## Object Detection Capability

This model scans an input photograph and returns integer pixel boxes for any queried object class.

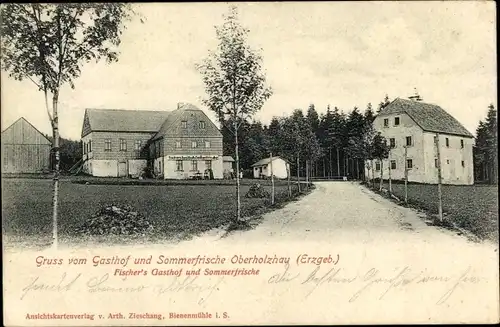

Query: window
[205,160,212,170]
[406,136,412,147]
[375,162,381,171]
[191,141,198,148]
[383,119,389,127]
[120,139,127,151]
[445,138,449,147]
[105,139,112,151]
[199,121,206,129]
[446,159,450,164]
[191,160,198,171]
[390,160,397,170]
[205,141,211,148]
[181,121,187,128]
[89,140,92,152]
[461,160,465,167]
[460,139,464,149]
[435,159,439,168]
[83,142,86,154]
[176,160,183,171]
[406,159,413,169]
[394,117,400,126]
[134,140,142,150]
[175,141,182,148]
[389,138,396,148]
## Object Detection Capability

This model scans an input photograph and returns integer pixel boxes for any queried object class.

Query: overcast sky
[1,2,496,140]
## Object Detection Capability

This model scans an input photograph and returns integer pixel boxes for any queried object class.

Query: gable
[81,110,92,138]
[152,107,222,140]
[1,118,51,145]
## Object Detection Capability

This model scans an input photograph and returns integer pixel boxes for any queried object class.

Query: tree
[372,132,389,191]
[196,6,272,225]
[474,104,498,184]
[377,94,391,113]
[1,3,137,248]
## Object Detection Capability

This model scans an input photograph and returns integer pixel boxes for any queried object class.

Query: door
[118,161,127,177]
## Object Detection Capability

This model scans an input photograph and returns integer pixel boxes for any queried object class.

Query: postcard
[2,2,498,326]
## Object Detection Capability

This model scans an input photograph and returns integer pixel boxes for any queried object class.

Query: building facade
[367,98,474,185]
[251,156,289,179]
[81,103,224,179]
[1,117,51,174]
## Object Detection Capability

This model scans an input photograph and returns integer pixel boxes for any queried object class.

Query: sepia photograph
[1,1,498,325]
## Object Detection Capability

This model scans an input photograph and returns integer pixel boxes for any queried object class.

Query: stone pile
[245,183,270,198]
[76,204,154,236]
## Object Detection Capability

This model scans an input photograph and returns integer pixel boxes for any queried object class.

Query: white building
[367,97,474,185]
[251,156,289,179]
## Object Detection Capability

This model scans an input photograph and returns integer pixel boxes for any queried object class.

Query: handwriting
[21,272,81,300]
[268,264,483,305]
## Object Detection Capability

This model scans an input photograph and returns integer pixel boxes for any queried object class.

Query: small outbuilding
[222,156,235,179]
[1,117,51,173]
[251,156,289,179]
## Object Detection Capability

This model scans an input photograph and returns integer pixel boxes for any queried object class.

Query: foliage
[474,104,498,184]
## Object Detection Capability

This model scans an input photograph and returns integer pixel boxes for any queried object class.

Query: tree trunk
[306,160,310,188]
[296,155,301,193]
[234,124,242,223]
[329,148,333,179]
[336,147,340,177]
[286,163,292,197]
[323,157,326,178]
[270,152,275,205]
[356,159,359,180]
[371,159,375,188]
[379,160,384,191]
[388,150,392,194]
[51,92,60,249]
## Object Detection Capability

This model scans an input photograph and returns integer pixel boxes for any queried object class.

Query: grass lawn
[376,181,498,242]
[2,178,309,248]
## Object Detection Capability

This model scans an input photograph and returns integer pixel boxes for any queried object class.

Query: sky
[1,2,496,140]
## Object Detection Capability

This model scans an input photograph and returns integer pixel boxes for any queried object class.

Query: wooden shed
[1,117,51,173]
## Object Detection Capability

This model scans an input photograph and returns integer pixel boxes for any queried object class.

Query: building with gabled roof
[251,156,289,179]
[367,97,474,185]
[80,103,224,179]
[1,117,51,174]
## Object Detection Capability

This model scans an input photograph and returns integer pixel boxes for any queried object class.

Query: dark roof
[223,156,235,162]
[378,98,473,137]
[251,156,287,167]
[85,109,170,133]
[151,104,222,140]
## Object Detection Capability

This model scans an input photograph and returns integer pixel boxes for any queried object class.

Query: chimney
[408,88,422,101]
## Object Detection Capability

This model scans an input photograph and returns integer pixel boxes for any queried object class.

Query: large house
[367,97,474,185]
[81,103,224,179]
[1,117,51,174]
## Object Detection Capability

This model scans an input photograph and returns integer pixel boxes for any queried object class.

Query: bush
[245,183,270,198]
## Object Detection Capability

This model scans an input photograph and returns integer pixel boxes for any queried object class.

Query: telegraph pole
[435,133,444,222]
[404,145,408,204]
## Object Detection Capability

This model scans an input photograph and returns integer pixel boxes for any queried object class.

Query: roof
[85,109,170,133]
[1,117,51,145]
[151,104,222,140]
[378,98,473,137]
[251,156,287,167]
[223,156,235,162]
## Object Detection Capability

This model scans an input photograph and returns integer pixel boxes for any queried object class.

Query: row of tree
[474,104,498,184]
[222,99,392,183]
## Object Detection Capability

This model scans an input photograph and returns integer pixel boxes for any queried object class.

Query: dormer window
[175,141,181,148]
[181,121,187,129]
[394,117,400,126]
[199,121,206,129]
[192,141,198,148]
